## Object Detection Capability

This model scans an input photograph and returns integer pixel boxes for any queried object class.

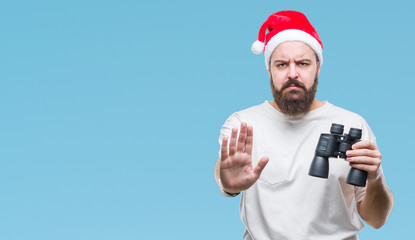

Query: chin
[285,91,305,98]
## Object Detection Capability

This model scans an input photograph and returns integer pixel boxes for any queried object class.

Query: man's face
[268,41,321,116]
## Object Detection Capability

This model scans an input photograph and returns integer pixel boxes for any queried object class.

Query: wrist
[223,189,240,197]
[218,178,240,197]
[367,165,383,182]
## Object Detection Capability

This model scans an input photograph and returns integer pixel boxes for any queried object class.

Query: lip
[282,85,305,93]
[285,84,302,90]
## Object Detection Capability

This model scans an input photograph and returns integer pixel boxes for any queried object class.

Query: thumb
[253,156,269,177]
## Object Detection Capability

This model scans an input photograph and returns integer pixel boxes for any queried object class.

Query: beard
[270,74,318,117]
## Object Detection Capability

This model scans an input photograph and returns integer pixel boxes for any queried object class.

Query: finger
[221,136,229,161]
[352,140,377,150]
[253,156,269,178]
[229,128,238,156]
[237,122,248,152]
[349,163,379,173]
[346,148,381,158]
[347,156,381,166]
[245,125,253,155]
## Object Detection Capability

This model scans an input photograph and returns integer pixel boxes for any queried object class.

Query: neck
[309,99,325,111]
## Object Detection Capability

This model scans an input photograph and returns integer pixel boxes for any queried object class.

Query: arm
[214,122,269,195]
[346,141,394,228]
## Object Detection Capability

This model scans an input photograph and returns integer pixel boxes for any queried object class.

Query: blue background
[0,0,412,239]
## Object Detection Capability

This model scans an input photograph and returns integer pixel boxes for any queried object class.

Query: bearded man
[213,11,394,240]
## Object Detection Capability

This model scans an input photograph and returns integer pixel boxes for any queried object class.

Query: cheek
[300,71,317,88]
[270,73,285,89]
[271,79,283,91]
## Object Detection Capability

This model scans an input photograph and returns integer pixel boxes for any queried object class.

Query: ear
[268,63,272,78]
[317,62,321,76]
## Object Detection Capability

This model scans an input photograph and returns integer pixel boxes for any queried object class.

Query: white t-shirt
[218,101,380,240]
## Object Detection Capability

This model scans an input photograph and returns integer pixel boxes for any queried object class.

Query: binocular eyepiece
[308,123,368,187]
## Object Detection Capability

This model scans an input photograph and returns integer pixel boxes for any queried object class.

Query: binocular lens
[308,156,329,178]
[330,123,344,135]
[349,128,362,139]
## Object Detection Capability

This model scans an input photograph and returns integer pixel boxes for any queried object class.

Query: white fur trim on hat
[264,29,323,70]
[251,40,265,54]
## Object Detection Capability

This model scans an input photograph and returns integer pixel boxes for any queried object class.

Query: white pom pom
[251,40,264,54]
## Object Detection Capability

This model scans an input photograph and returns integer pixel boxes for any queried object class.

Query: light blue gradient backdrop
[0,0,412,239]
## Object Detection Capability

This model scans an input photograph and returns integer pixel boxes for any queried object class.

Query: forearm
[357,175,394,228]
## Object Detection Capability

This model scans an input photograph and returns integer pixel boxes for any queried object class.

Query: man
[213,11,394,240]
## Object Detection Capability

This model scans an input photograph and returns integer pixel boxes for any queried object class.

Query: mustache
[281,79,306,91]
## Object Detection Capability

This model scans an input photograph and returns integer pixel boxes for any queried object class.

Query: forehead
[271,41,316,60]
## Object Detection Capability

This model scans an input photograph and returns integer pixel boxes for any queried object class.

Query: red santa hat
[251,10,323,70]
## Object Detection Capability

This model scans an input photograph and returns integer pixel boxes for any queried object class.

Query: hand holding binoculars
[308,123,367,187]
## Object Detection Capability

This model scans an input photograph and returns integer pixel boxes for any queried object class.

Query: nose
[288,63,299,79]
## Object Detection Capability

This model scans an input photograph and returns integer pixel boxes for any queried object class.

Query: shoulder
[222,101,269,122]
[219,101,270,134]
[329,103,369,124]
[328,103,375,142]
[235,101,272,120]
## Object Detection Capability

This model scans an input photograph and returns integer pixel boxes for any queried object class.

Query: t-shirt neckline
[263,100,332,121]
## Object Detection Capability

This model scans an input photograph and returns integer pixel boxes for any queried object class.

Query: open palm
[220,122,269,194]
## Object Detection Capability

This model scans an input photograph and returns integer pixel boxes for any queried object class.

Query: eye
[298,62,309,66]
[276,63,287,68]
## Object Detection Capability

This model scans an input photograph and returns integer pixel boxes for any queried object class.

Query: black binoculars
[308,123,367,187]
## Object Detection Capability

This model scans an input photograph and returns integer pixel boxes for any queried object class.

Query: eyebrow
[295,58,312,62]
[273,58,312,64]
